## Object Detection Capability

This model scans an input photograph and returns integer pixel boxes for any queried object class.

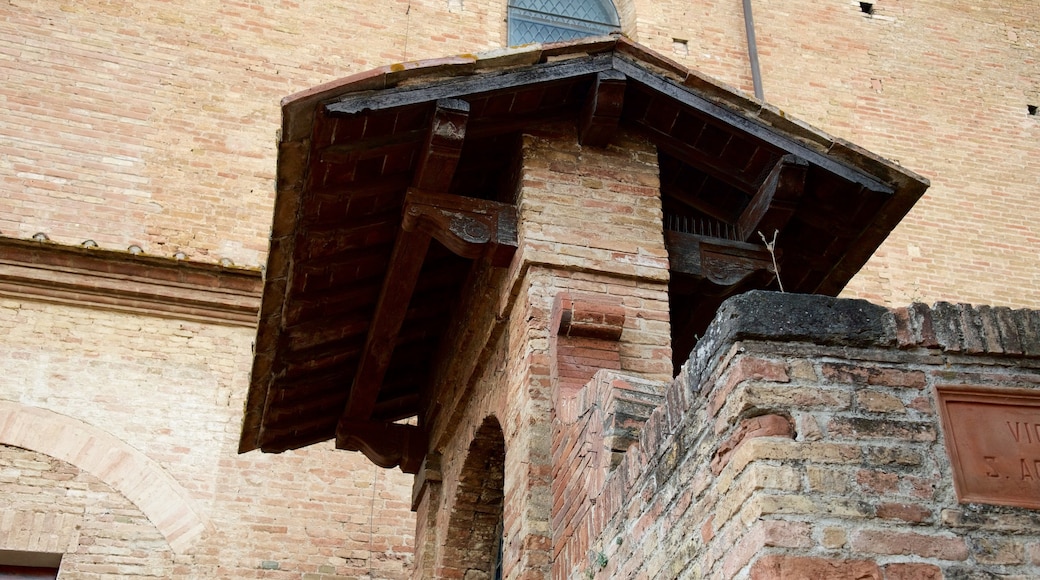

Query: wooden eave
[240,37,929,470]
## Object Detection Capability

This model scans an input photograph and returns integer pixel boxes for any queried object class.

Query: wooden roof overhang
[239,38,929,471]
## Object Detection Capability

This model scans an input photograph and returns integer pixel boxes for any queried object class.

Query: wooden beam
[338,99,476,425]
[325,53,614,115]
[578,70,626,148]
[403,189,518,267]
[340,228,431,423]
[337,421,426,474]
[338,191,517,426]
[413,99,470,193]
[737,154,808,242]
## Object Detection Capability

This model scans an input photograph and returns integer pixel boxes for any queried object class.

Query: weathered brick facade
[551,291,1040,578]
[0,300,415,578]
[3,0,1038,306]
[2,0,1040,579]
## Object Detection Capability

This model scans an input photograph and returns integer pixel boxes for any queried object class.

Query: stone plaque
[936,385,1040,509]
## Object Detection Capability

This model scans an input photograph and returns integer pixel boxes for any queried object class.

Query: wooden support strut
[578,70,626,148]
[338,192,519,426]
[337,98,519,467]
[413,98,470,192]
[338,99,471,427]
[737,154,808,242]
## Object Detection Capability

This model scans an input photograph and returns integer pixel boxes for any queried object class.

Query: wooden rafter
[653,137,762,195]
[319,128,428,164]
[613,57,895,195]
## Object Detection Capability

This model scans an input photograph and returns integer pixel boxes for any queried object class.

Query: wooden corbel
[336,420,427,474]
[665,231,776,287]
[402,189,518,267]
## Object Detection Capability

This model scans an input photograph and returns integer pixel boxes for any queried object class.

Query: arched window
[507,0,620,46]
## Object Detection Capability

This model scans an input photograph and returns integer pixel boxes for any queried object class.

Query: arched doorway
[440,417,506,579]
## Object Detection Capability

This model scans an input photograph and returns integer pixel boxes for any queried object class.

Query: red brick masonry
[553,290,1040,579]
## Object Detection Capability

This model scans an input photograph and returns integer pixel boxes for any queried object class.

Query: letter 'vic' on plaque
[936,385,1040,509]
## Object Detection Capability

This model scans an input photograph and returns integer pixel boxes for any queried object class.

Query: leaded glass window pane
[507,0,620,46]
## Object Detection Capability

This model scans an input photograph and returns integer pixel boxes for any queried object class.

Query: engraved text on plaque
[936,385,1040,509]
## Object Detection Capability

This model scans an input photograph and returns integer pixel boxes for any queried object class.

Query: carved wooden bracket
[579,70,626,148]
[665,231,776,287]
[403,189,518,267]
[336,421,426,474]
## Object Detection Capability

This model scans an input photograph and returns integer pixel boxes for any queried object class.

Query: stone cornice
[0,237,262,327]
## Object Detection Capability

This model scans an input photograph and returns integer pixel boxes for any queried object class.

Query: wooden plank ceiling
[240,38,929,471]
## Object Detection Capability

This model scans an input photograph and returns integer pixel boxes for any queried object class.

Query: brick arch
[440,416,507,579]
[611,0,639,38]
[0,400,209,554]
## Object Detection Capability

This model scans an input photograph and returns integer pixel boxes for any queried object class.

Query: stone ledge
[0,237,262,327]
[710,291,895,349]
[683,291,895,392]
[684,291,1040,392]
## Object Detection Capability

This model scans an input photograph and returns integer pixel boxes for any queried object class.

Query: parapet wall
[555,290,1040,579]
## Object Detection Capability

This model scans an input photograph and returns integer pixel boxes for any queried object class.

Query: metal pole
[742,0,764,100]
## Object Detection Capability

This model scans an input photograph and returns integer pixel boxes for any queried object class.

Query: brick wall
[0,0,508,267]
[0,445,173,577]
[4,0,1040,578]
[4,0,1038,307]
[0,299,415,579]
[655,0,1040,309]
[555,291,1040,578]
